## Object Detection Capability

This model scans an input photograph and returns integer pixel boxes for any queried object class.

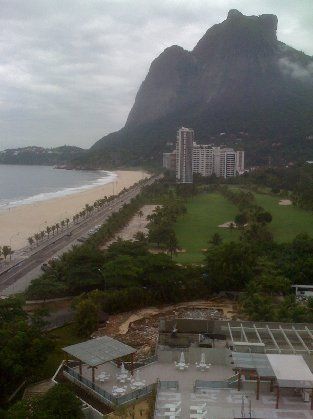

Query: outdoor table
[190,403,206,412]
[112,386,126,396]
[131,380,146,388]
[175,362,188,370]
[99,376,110,383]
[117,373,129,381]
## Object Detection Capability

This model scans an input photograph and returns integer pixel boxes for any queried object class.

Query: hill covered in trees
[0,145,85,166]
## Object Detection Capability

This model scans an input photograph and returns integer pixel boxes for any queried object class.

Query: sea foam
[0,171,117,210]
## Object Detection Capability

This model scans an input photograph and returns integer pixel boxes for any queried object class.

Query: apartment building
[175,127,194,183]
[192,143,214,177]
[163,127,245,182]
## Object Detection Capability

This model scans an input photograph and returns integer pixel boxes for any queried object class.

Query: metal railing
[158,381,179,391]
[194,374,239,391]
[63,365,155,406]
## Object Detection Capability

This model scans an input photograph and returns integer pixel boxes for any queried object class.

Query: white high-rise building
[176,127,194,183]
[213,147,237,178]
[167,127,245,181]
[236,150,245,174]
[192,143,214,177]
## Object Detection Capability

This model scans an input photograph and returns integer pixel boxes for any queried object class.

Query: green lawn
[38,324,81,380]
[174,190,313,264]
[253,192,313,242]
[174,192,240,263]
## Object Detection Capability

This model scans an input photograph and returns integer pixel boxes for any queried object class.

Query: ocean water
[0,165,117,209]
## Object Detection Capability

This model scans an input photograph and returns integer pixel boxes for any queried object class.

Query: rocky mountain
[0,145,85,166]
[85,10,313,167]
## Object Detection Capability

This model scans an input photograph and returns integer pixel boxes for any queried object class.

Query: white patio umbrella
[200,353,206,364]
[179,351,185,364]
[120,362,127,375]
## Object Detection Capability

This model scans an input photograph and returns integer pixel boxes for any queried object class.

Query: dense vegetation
[6,384,83,418]
[0,297,53,403]
[0,145,85,166]
[231,163,313,210]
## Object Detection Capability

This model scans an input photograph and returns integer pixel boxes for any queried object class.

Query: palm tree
[166,231,179,259]
[65,218,70,228]
[46,226,52,238]
[2,245,11,260]
[51,225,56,236]
[34,233,40,246]
[28,237,34,247]
[40,231,45,241]
[55,223,60,234]
[61,220,65,230]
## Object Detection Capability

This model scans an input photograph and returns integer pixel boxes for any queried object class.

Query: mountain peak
[227,9,243,19]
[91,10,313,168]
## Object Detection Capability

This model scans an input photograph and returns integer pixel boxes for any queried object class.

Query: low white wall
[157,347,232,365]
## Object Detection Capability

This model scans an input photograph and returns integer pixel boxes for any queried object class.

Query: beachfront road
[0,174,161,295]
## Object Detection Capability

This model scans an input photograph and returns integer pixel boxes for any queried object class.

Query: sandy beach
[0,170,149,250]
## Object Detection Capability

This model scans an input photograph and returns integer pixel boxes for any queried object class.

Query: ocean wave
[0,171,117,209]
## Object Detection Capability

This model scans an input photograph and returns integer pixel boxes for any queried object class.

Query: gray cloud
[279,57,313,82]
[0,0,312,150]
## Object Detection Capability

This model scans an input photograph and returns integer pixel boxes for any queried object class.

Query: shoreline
[0,169,117,210]
[0,170,149,250]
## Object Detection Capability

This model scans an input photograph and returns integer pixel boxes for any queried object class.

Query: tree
[204,242,256,291]
[28,237,34,247]
[209,233,223,246]
[0,299,52,402]
[65,218,70,228]
[101,255,143,289]
[241,293,275,321]
[60,220,65,230]
[26,277,67,300]
[7,384,83,419]
[74,299,99,337]
[166,230,179,258]
[256,211,272,224]
[51,225,56,235]
[133,231,147,244]
[46,226,52,237]
[34,233,41,245]
[138,210,144,218]
[148,223,172,247]
[2,245,11,261]
[39,384,83,418]
[234,213,248,228]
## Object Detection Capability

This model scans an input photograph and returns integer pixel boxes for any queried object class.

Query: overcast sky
[0,0,312,150]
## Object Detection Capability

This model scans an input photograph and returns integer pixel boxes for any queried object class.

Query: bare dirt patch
[218,221,236,228]
[101,205,159,250]
[93,298,237,359]
[279,199,292,206]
